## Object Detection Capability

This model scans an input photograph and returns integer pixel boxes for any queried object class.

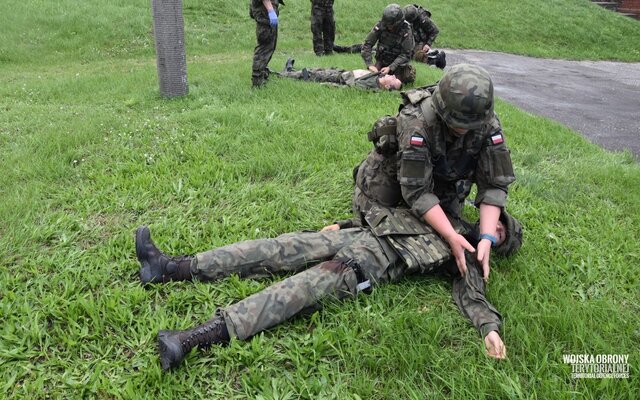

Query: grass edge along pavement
[1,0,640,398]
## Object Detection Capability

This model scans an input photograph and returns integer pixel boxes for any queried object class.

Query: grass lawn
[0,0,639,398]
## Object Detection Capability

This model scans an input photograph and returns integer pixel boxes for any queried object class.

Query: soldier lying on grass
[135,205,522,371]
[278,58,403,91]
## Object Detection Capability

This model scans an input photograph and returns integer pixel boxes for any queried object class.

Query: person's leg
[310,6,324,56]
[157,257,356,371]
[157,230,400,370]
[333,43,362,54]
[252,20,278,87]
[303,68,344,83]
[222,230,400,341]
[193,228,364,281]
[136,226,364,283]
[322,8,336,55]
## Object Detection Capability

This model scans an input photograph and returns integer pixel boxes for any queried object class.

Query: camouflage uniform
[280,68,383,90]
[250,0,280,87]
[405,5,440,63]
[361,19,416,84]
[186,206,502,340]
[310,0,335,56]
[355,65,516,220]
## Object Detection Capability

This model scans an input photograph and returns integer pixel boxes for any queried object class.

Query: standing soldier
[310,0,336,56]
[136,204,522,370]
[250,0,281,88]
[361,4,416,84]
[402,4,440,64]
[354,64,517,280]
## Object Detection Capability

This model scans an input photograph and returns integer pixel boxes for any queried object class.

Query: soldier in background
[250,0,282,88]
[278,58,403,90]
[354,64,517,281]
[135,202,522,370]
[310,0,336,56]
[403,4,440,64]
[361,4,416,84]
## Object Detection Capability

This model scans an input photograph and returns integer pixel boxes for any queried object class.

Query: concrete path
[444,49,640,158]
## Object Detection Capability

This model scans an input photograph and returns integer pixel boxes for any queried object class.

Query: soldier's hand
[484,331,507,359]
[380,66,391,75]
[320,223,340,232]
[447,233,475,276]
[368,65,379,73]
[476,239,492,281]
[268,10,278,27]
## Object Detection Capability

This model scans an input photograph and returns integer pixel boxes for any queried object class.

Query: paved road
[444,49,640,158]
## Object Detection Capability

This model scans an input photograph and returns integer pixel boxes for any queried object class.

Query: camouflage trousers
[192,228,398,340]
[192,226,501,340]
[280,68,346,84]
[311,5,335,56]
[252,21,278,86]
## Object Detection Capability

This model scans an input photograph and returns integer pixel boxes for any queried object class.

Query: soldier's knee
[322,258,372,295]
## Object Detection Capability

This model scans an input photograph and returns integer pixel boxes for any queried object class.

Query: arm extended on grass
[448,253,506,359]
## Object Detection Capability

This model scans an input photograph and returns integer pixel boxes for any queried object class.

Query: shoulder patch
[410,135,426,147]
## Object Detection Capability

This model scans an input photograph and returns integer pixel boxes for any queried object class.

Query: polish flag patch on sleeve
[410,135,425,146]
[491,132,504,145]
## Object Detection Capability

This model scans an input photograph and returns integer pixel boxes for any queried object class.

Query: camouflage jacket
[250,0,280,22]
[344,71,382,90]
[411,8,439,46]
[361,21,415,72]
[355,86,516,218]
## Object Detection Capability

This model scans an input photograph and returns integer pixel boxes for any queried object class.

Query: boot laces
[180,319,224,350]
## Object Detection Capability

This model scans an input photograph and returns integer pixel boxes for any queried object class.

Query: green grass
[1,0,639,398]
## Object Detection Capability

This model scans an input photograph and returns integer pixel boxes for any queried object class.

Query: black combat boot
[136,226,194,284]
[426,49,446,69]
[157,316,230,371]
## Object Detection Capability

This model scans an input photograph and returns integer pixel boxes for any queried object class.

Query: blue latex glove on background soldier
[268,10,278,27]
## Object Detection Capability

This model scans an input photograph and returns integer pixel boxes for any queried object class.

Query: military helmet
[432,63,494,130]
[494,210,523,257]
[381,4,404,29]
[403,5,418,22]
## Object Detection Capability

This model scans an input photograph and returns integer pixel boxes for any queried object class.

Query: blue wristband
[479,233,498,247]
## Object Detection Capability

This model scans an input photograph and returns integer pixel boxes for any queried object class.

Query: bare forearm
[479,203,501,238]
[261,0,273,11]
[422,204,456,240]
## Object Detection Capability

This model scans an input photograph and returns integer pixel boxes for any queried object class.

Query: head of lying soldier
[432,63,494,135]
[481,209,523,257]
[379,74,403,90]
